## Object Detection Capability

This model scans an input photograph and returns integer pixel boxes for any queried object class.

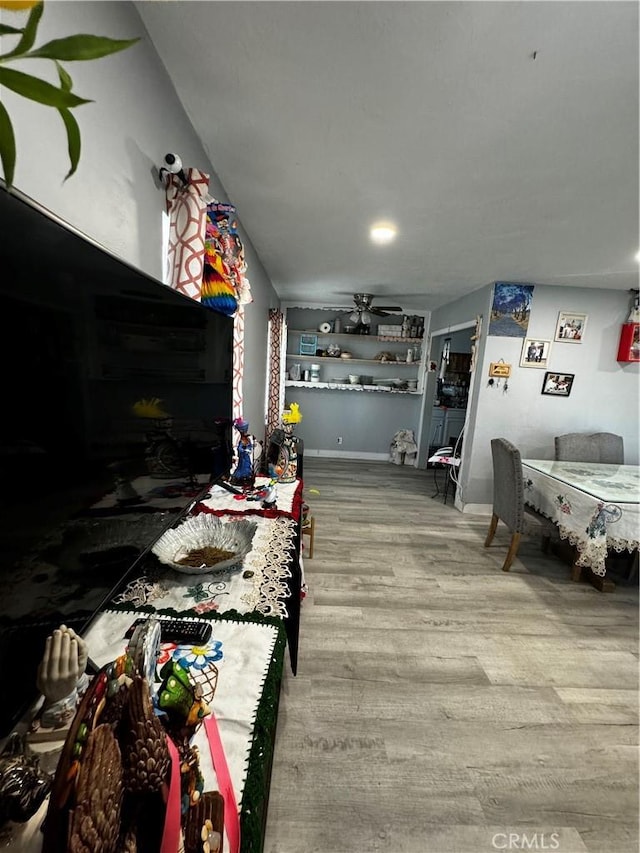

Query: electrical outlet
[337,436,343,445]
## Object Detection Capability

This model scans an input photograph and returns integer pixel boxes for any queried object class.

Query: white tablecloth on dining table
[522,460,640,577]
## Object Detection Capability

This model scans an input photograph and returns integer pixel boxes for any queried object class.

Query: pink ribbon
[204,713,241,853]
[161,736,182,853]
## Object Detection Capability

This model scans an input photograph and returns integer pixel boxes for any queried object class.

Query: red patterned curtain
[164,169,210,300]
[165,177,254,421]
[266,309,284,437]
[232,305,245,421]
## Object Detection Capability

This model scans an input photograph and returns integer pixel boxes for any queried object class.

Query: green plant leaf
[57,106,80,179]
[0,99,16,186]
[55,60,72,92]
[1,1,43,59]
[27,34,139,61]
[0,24,25,36]
[0,67,91,107]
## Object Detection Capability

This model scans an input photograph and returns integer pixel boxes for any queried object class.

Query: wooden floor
[263,459,639,853]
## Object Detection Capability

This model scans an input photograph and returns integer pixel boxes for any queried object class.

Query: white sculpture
[36,625,89,728]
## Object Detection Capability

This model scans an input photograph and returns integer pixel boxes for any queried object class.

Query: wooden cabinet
[440,351,471,407]
[446,352,472,376]
[429,407,466,449]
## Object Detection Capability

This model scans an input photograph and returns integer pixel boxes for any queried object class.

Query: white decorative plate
[152,515,257,575]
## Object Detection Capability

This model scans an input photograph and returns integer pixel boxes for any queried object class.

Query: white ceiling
[137,1,639,312]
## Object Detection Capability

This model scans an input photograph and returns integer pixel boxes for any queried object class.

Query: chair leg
[628,550,639,584]
[303,515,315,559]
[502,532,521,572]
[484,514,499,547]
[308,516,315,558]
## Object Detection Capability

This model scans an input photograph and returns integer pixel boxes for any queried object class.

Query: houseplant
[0,0,138,185]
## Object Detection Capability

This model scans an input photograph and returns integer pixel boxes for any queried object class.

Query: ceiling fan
[324,292,403,324]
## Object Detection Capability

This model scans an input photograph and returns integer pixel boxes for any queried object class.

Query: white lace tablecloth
[199,477,302,516]
[522,460,640,576]
[112,514,296,618]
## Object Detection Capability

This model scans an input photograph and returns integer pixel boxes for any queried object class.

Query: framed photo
[555,312,587,343]
[541,372,575,397]
[520,338,551,368]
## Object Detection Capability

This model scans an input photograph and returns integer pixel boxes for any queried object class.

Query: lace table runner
[112,514,296,618]
[198,476,303,518]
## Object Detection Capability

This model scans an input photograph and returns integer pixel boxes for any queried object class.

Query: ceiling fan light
[349,311,360,324]
[360,311,372,324]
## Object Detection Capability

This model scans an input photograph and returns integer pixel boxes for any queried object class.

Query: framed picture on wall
[541,372,575,397]
[555,312,587,342]
[520,338,552,368]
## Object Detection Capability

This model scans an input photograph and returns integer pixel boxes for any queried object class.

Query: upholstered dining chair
[554,432,624,464]
[484,437,557,572]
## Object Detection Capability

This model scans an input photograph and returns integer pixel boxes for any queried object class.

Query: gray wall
[3,0,278,432]
[286,387,422,456]
[431,284,639,509]
[464,285,639,507]
[433,327,473,366]
[285,308,424,456]
[430,287,489,335]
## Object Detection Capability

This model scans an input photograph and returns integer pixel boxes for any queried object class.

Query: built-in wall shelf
[288,329,423,344]
[285,380,421,394]
[286,353,421,367]
[284,311,426,398]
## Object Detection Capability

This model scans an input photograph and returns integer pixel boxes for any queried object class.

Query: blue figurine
[230,418,254,486]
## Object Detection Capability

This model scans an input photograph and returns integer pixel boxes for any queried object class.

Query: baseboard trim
[461,502,493,515]
[305,449,393,462]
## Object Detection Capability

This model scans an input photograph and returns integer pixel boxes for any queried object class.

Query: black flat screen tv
[0,187,233,735]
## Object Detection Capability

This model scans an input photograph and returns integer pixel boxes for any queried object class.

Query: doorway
[427,322,475,456]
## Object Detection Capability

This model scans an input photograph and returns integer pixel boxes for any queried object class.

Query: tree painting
[488,283,534,338]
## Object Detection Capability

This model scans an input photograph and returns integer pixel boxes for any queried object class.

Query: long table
[522,459,640,589]
[107,476,303,674]
[4,474,304,853]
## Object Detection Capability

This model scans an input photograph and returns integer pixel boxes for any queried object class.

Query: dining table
[521,459,640,591]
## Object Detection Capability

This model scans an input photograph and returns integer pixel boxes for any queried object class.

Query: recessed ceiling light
[370,222,397,245]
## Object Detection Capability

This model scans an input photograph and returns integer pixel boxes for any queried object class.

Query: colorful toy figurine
[230,418,255,486]
[246,466,278,509]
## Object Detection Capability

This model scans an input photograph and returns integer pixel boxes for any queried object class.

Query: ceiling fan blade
[372,305,402,312]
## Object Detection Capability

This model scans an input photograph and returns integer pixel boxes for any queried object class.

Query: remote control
[125,617,212,645]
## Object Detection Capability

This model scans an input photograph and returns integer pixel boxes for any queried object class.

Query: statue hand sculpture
[36,626,89,726]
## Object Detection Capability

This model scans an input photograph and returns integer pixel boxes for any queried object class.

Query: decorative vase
[276,423,299,483]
